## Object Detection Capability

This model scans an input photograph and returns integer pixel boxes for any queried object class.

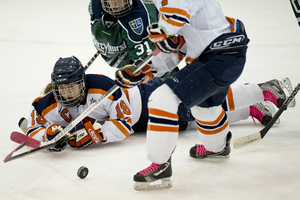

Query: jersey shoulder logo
[129,18,144,35]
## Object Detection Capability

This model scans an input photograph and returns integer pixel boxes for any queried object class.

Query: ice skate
[278,77,296,107]
[133,158,172,191]
[249,102,280,126]
[190,132,232,159]
[258,79,287,108]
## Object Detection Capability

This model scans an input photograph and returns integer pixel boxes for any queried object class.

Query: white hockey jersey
[26,74,142,144]
[152,0,231,64]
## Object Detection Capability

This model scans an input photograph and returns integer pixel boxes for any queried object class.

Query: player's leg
[134,84,179,191]
[189,105,232,159]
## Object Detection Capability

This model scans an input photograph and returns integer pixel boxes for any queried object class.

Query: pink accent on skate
[139,163,159,175]
[263,89,278,107]
[196,144,211,156]
[249,105,264,125]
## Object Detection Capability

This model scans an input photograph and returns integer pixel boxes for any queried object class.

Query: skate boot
[190,132,232,159]
[258,79,286,108]
[249,102,274,126]
[278,77,296,107]
[133,158,172,191]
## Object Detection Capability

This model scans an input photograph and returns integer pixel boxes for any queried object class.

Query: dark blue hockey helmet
[51,56,86,107]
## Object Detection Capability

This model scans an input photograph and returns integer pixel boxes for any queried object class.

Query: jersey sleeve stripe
[27,127,46,138]
[159,7,190,27]
[159,7,191,21]
[109,120,131,137]
[41,102,58,117]
[161,14,188,27]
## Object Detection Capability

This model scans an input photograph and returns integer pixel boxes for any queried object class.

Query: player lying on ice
[25,55,292,154]
[112,0,296,191]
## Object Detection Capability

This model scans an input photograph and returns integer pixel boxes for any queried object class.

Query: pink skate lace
[138,163,160,175]
[263,89,278,107]
[249,104,264,125]
[196,144,211,156]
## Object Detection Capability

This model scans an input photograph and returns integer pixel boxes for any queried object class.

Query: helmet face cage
[53,78,86,107]
[101,0,133,18]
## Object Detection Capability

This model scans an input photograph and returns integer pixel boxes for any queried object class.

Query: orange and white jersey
[152,0,231,63]
[26,74,139,144]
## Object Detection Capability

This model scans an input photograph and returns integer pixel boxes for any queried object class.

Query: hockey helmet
[51,56,86,107]
[101,0,133,18]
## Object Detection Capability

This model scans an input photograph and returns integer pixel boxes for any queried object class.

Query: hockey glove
[44,124,67,152]
[68,121,106,149]
[115,59,157,88]
[147,22,185,54]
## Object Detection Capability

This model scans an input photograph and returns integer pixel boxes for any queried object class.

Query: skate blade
[279,77,296,107]
[134,178,172,191]
[191,154,230,159]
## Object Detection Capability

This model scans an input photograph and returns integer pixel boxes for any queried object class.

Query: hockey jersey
[26,74,142,144]
[89,0,182,77]
[152,0,231,64]
[89,0,158,68]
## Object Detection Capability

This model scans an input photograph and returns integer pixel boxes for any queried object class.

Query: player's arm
[100,90,134,143]
[26,105,48,142]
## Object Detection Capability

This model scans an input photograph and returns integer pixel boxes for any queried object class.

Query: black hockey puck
[77,166,89,179]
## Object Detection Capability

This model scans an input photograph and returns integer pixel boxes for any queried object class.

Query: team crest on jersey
[129,18,143,35]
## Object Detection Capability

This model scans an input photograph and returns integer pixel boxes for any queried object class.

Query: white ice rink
[1,0,300,199]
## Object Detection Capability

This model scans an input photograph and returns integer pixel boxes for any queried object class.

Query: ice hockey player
[114,0,294,191]
[89,0,182,78]
[25,56,293,153]
[88,0,292,128]
[26,55,193,151]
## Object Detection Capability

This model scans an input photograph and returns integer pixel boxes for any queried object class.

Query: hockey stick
[4,49,160,163]
[233,83,300,149]
[290,0,300,27]
[84,51,101,71]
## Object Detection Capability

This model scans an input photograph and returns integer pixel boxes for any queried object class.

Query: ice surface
[1,0,300,200]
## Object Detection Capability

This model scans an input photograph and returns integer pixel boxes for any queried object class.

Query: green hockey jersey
[89,0,158,68]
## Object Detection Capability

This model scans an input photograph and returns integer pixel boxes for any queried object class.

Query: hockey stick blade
[4,49,160,162]
[234,83,300,149]
[4,141,58,163]
[3,142,28,163]
[11,131,41,148]
[4,133,79,163]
